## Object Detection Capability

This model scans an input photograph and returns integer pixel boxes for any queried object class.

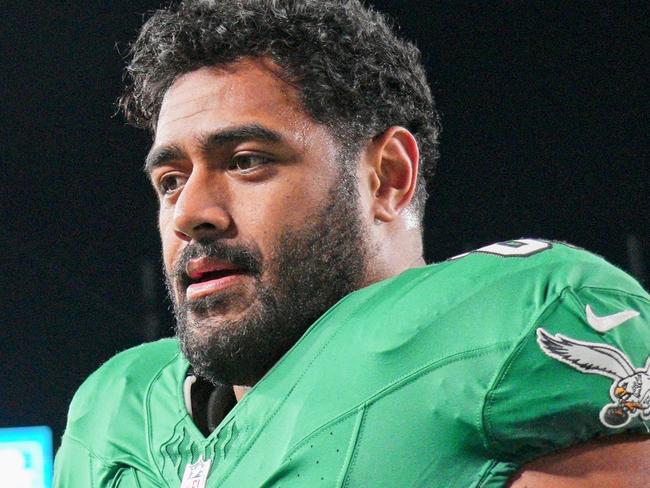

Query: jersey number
[452,239,552,260]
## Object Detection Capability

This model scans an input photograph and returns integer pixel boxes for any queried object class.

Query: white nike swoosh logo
[585,304,640,333]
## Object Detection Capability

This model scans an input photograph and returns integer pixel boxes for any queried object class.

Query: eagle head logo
[536,328,650,428]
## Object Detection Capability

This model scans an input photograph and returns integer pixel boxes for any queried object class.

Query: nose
[173,170,232,242]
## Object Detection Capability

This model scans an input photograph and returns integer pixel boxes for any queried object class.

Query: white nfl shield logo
[180,456,212,488]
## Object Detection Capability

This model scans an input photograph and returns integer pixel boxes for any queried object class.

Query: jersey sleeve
[53,339,181,487]
[481,256,650,465]
[53,437,99,487]
[54,436,160,488]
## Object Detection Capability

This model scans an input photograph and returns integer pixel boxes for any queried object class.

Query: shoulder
[379,238,646,302]
[440,238,644,295]
[69,338,182,414]
[355,239,647,351]
[62,338,185,457]
[407,238,646,338]
[272,239,649,486]
[467,241,650,466]
[323,239,648,371]
[405,239,650,481]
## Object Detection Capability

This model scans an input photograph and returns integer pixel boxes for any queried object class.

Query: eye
[157,174,186,195]
[228,153,273,173]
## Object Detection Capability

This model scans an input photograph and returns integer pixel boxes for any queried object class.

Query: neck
[365,226,426,286]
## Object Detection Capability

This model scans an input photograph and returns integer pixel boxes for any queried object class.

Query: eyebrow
[143,123,284,175]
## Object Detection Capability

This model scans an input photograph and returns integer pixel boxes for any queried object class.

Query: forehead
[154,58,324,148]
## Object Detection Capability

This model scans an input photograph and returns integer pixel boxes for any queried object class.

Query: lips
[184,257,248,300]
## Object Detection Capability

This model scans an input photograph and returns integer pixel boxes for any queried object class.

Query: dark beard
[166,168,369,386]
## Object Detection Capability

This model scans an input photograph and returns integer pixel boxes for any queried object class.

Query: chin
[183,288,249,315]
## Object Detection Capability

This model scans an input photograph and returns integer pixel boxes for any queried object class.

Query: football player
[54,1,650,486]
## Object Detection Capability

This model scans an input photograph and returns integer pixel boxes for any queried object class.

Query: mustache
[169,239,263,289]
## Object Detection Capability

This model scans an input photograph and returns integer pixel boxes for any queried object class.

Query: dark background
[1,1,648,451]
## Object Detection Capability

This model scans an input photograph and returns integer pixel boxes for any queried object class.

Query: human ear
[367,126,419,223]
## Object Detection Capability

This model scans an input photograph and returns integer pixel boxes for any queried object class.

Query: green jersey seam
[576,285,650,304]
[480,284,649,458]
[474,460,519,488]
[340,405,368,488]
[218,306,355,483]
[284,341,512,460]
[473,459,498,488]
[364,341,512,409]
[145,349,184,485]
[480,286,570,458]
[61,433,114,467]
[132,467,143,488]
[61,432,165,487]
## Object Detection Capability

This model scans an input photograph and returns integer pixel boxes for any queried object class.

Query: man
[54,1,650,486]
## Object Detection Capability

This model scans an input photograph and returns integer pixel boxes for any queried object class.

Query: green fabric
[54,240,650,487]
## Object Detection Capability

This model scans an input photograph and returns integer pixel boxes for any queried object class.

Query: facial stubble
[167,167,370,386]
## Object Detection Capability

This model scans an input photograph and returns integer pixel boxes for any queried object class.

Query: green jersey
[54,240,650,487]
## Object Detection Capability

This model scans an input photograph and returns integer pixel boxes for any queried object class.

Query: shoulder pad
[482,279,650,463]
[64,339,182,458]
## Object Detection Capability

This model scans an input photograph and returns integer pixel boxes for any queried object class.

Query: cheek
[247,179,324,226]
[158,211,178,273]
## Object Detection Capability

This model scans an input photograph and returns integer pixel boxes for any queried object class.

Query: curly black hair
[120,0,440,217]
